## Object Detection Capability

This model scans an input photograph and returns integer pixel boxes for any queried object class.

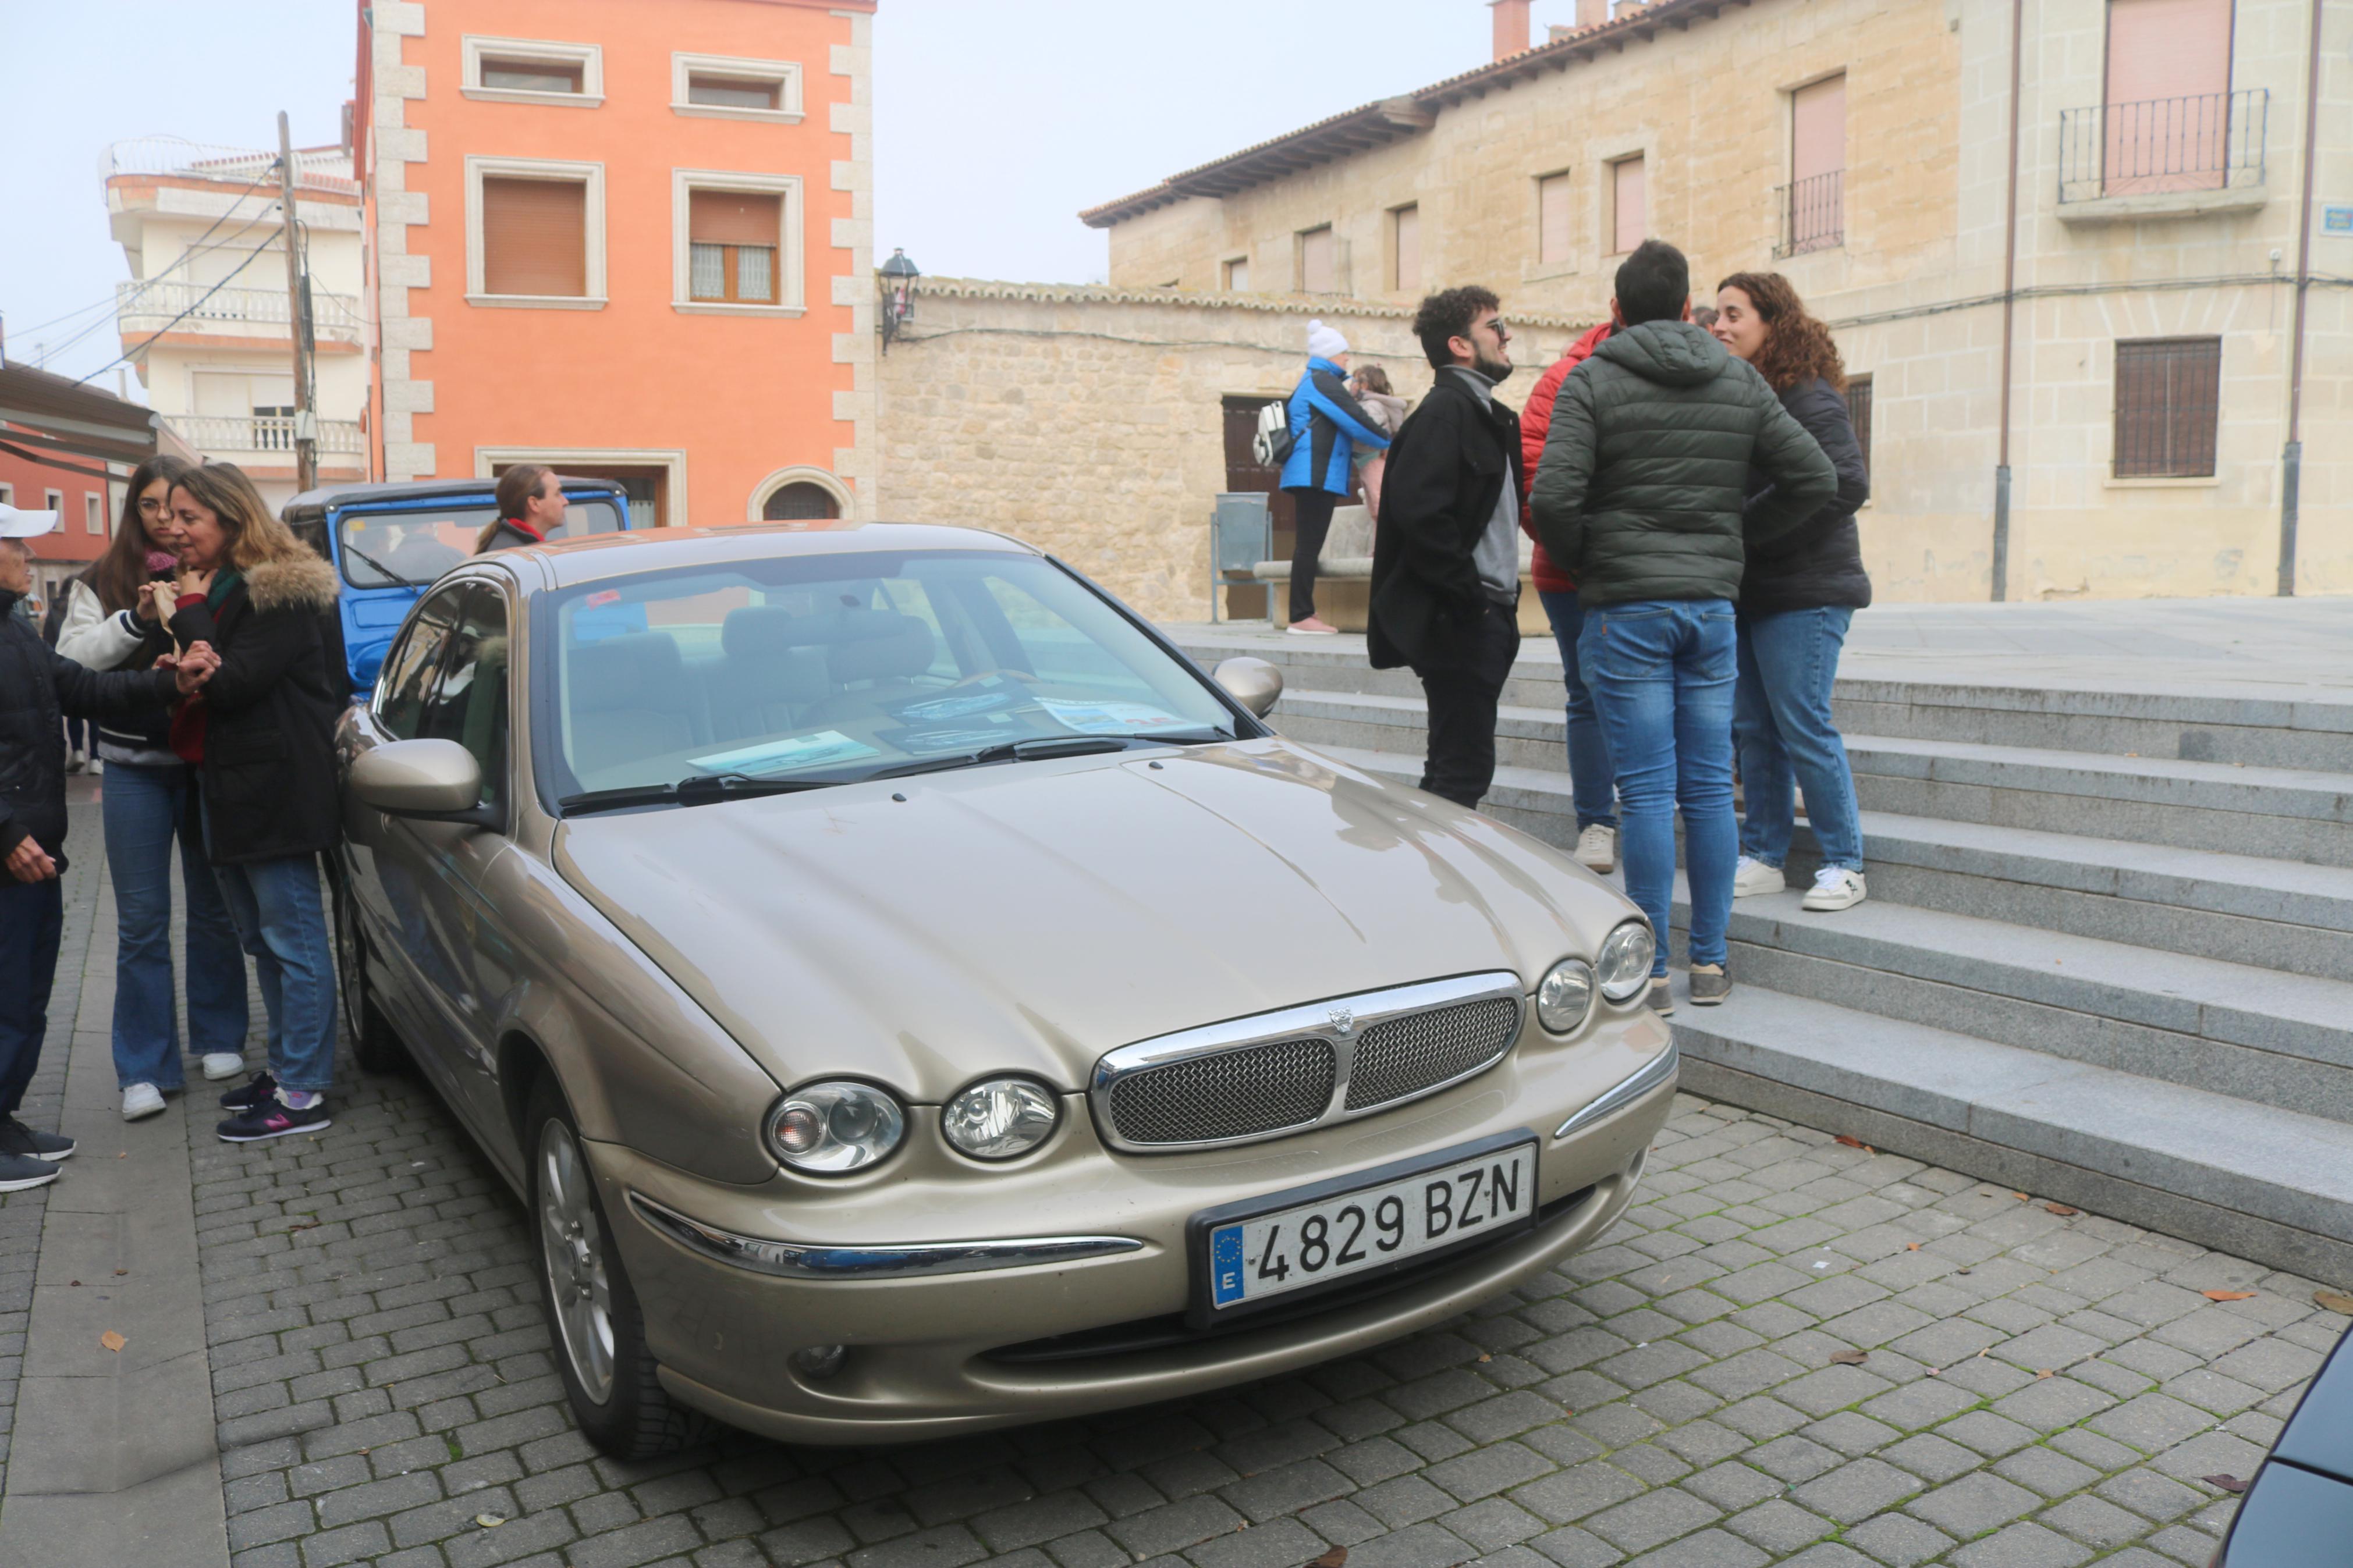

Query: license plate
[1196,1136,1538,1316]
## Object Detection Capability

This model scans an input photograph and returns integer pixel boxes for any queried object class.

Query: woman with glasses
[54,455,251,1119]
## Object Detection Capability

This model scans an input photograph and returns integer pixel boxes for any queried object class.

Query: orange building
[354,0,875,525]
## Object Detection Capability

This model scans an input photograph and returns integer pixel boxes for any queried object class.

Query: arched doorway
[761,481,839,521]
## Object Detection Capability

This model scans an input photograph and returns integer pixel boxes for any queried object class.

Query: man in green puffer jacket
[1529,240,1836,1016]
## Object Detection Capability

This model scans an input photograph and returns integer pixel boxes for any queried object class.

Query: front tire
[525,1078,709,1458]
[330,865,407,1076]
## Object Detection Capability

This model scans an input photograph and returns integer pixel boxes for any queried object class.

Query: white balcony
[170,414,366,459]
[116,280,363,347]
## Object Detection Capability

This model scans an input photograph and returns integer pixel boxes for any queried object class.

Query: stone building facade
[1080,0,2352,603]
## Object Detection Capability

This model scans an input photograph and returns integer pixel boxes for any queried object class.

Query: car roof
[487,521,1041,589]
[281,475,629,516]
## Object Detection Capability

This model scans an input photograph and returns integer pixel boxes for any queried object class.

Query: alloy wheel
[537,1117,617,1405]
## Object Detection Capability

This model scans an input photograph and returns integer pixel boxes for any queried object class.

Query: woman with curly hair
[1710,272,1872,912]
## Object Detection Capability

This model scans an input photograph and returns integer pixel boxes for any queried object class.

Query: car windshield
[535,549,1240,802]
[338,496,627,588]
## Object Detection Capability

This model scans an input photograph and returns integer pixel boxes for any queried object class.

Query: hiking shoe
[1574,824,1617,874]
[1802,866,1868,912]
[122,1084,166,1121]
[1689,963,1732,1006]
[218,1096,331,1143]
[201,1053,247,1082]
[1646,976,1673,1016]
[1733,856,1787,897]
[0,1154,59,1193]
[219,1072,279,1111]
[0,1117,73,1161]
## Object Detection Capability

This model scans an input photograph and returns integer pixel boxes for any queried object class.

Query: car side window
[413,584,510,810]
[374,588,465,741]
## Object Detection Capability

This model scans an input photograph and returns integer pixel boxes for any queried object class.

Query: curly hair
[1716,271,1844,393]
[1411,285,1501,368]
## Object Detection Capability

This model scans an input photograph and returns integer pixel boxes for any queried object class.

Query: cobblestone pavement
[187,999,2348,1568]
[0,780,101,1502]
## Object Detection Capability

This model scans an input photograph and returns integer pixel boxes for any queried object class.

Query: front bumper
[591,1013,1676,1446]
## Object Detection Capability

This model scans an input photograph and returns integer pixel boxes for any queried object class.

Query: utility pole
[276,112,318,492]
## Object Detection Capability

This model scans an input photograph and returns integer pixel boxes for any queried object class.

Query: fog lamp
[791,1344,847,1379]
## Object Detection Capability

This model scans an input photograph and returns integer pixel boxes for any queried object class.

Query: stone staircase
[1169,622,2353,1285]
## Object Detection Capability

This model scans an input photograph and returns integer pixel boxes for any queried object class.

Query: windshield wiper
[341,539,410,586]
[559,773,836,816]
[864,730,1234,781]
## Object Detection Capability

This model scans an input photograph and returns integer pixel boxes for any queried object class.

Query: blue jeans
[211,854,338,1096]
[0,877,65,1118]
[1578,600,1739,975]
[104,761,250,1091]
[1536,589,1619,832]
[1736,606,1865,873]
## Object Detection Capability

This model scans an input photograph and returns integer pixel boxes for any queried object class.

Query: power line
[76,238,277,385]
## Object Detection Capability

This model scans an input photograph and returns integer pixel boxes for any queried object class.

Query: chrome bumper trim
[1553,1041,1679,1142]
[626,1193,1144,1281]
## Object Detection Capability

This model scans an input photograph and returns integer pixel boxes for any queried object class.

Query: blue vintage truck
[282,476,636,696]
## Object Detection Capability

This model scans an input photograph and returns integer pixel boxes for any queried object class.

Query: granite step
[1670,983,2353,1286]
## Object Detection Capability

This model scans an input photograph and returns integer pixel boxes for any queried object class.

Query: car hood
[552,739,1641,1103]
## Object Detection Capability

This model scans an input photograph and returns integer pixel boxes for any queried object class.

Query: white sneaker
[1574,824,1617,874]
[1802,866,1868,912]
[121,1083,166,1121]
[201,1054,247,1082]
[1733,855,1787,897]
[86,758,102,776]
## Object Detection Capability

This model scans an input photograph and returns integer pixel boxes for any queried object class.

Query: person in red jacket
[1518,321,1620,873]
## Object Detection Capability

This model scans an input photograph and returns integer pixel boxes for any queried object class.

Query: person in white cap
[0,503,219,1192]
[1277,320,1391,634]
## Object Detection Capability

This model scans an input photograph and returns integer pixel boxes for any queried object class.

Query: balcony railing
[2060,88,2267,203]
[1773,169,1843,258]
[101,136,357,197]
[171,415,366,457]
[116,280,363,346]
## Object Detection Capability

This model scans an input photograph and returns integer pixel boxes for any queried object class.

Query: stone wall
[1093,0,2353,602]
[873,280,1594,624]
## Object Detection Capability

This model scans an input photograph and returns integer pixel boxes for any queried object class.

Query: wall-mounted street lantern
[879,249,920,350]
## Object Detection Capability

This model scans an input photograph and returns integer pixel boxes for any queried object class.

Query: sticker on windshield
[1038,699,1190,735]
[688,731,880,777]
[888,683,1030,723]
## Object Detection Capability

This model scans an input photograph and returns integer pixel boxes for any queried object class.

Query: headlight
[764,1081,906,1174]
[1597,920,1656,1002]
[1536,958,1595,1034]
[942,1077,1060,1160]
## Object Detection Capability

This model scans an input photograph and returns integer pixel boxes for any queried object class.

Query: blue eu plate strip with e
[1211,1225,1246,1305]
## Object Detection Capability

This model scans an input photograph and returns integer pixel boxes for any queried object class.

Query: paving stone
[1908,1470,2042,1538]
[1839,1511,1955,1566]
[1946,1520,2095,1567]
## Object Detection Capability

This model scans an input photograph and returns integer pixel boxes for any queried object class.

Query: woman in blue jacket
[1280,320,1391,634]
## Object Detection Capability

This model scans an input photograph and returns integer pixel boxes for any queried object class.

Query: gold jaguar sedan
[332,522,1676,1456]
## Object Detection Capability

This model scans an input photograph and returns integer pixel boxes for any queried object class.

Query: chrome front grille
[1106,1037,1335,1145]
[1091,973,1524,1153]
[1344,996,1522,1111]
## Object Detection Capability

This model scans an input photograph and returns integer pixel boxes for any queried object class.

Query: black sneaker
[0,1153,59,1192]
[0,1117,74,1161]
[218,1096,331,1143]
[219,1072,279,1112]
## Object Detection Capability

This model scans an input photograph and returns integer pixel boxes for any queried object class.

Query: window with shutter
[481,56,581,93]
[688,74,777,110]
[2113,337,2221,477]
[1612,157,1646,255]
[1392,205,1420,291]
[1223,257,1250,291]
[688,190,782,303]
[1298,226,1335,294]
[1788,75,1846,254]
[482,177,587,297]
[1845,375,1873,484]
[1538,173,1573,265]
[2103,0,2233,194]
[86,495,104,536]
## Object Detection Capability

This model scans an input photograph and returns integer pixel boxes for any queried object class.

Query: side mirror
[1211,656,1283,719]
[349,738,486,820]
